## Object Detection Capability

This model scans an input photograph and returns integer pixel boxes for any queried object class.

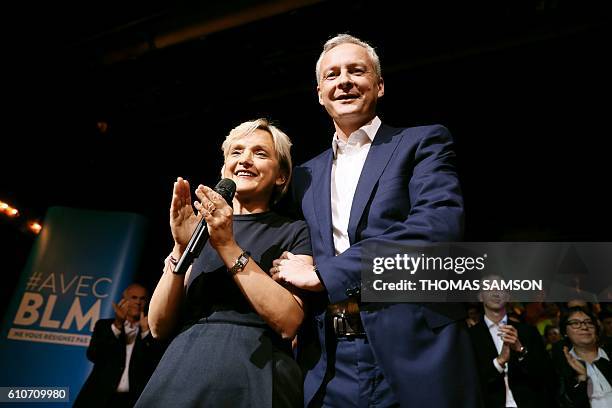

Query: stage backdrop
[0,207,147,406]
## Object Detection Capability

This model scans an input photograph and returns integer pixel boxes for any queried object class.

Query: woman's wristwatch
[229,250,251,275]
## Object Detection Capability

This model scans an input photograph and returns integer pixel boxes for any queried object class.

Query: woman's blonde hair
[221,118,292,204]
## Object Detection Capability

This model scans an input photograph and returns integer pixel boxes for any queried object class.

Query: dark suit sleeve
[553,344,590,408]
[136,330,165,362]
[86,319,124,364]
[317,125,464,303]
[128,330,166,395]
[509,325,553,380]
[558,376,589,408]
[509,324,557,407]
[469,323,506,386]
[478,354,507,388]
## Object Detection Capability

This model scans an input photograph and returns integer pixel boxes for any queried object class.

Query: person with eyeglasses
[556,306,612,408]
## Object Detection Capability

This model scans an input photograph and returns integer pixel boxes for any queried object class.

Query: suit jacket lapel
[348,124,402,244]
[476,320,500,359]
[312,149,335,256]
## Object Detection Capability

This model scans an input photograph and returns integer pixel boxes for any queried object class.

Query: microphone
[174,178,236,275]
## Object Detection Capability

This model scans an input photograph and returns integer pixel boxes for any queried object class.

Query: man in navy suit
[272,34,480,407]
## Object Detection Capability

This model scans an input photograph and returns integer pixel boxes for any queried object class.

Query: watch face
[229,252,250,274]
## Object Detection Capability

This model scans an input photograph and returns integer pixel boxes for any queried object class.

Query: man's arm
[276,126,463,303]
[509,325,554,381]
[556,348,590,408]
[86,320,124,363]
[469,325,507,386]
[133,324,166,372]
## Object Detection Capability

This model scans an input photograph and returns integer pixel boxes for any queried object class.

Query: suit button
[345,288,353,297]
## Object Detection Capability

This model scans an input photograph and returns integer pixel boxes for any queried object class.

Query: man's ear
[317,85,324,106]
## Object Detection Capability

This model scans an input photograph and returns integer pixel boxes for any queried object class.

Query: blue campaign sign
[0,207,147,406]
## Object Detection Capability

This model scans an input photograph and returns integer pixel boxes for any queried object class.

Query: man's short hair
[123,283,148,299]
[315,34,382,85]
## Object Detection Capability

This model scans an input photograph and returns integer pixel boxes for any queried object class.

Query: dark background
[1,0,610,318]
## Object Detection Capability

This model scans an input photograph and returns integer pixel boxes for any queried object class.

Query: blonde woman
[136,119,312,407]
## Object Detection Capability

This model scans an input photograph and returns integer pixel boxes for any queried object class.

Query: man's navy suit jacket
[293,123,480,407]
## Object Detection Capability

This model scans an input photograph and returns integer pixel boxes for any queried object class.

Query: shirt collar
[570,347,610,363]
[332,116,381,158]
[484,314,507,330]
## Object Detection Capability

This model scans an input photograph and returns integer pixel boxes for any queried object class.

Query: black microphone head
[214,178,236,205]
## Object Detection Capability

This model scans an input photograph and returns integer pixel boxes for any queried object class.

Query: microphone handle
[174,218,209,275]
[172,178,235,275]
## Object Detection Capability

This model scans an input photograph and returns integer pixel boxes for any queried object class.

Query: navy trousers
[313,336,399,408]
